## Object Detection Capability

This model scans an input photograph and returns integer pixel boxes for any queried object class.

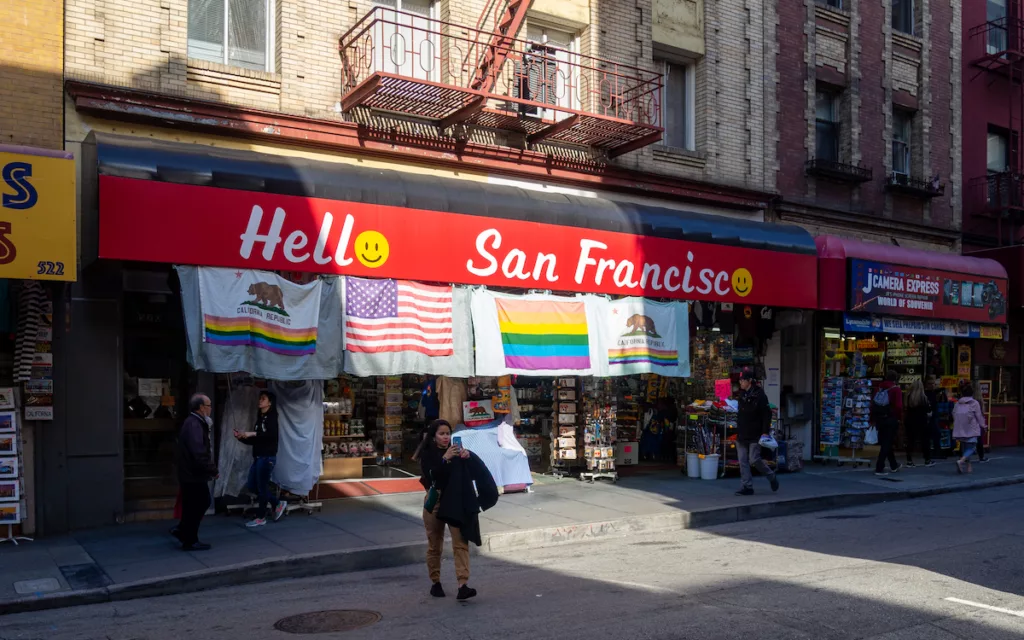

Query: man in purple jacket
[174,394,219,551]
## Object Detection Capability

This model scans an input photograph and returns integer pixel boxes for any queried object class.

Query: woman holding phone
[419,419,476,600]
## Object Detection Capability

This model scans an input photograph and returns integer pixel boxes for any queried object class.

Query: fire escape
[338,0,663,159]
[969,7,1024,246]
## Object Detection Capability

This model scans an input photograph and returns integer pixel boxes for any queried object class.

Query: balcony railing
[969,172,1024,214]
[339,8,664,156]
[805,159,873,183]
[885,172,945,198]
[969,17,1024,69]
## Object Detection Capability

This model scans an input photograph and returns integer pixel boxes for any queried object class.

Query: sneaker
[456,585,478,601]
[891,464,903,473]
[246,518,267,528]
[956,460,965,474]
[430,582,446,598]
[978,458,991,464]
[182,542,212,551]
[875,471,889,477]
[769,476,780,492]
[924,460,936,467]
[169,526,182,541]
[905,461,916,468]
[735,488,754,496]
[273,501,288,522]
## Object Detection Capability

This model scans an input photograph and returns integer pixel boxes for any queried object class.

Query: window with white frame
[892,109,913,176]
[188,0,274,72]
[892,0,914,36]
[370,0,438,82]
[987,127,1011,204]
[660,60,695,151]
[516,24,577,121]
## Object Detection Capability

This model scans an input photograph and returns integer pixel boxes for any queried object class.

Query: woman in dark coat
[419,419,478,601]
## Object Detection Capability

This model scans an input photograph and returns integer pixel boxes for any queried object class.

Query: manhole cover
[274,610,382,635]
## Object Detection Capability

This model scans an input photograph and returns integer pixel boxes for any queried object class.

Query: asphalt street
[3,484,1024,640]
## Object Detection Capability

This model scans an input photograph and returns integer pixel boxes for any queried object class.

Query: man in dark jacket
[735,370,779,496]
[174,393,218,551]
[874,370,903,476]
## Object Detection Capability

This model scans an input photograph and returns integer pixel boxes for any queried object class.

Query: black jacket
[242,410,279,458]
[905,399,930,432]
[176,412,218,483]
[737,385,771,443]
[421,448,499,546]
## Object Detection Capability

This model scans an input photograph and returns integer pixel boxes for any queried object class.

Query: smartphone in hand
[452,435,463,451]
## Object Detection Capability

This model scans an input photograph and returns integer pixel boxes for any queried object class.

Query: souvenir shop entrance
[814,237,1009,463]
[58,134,825,531]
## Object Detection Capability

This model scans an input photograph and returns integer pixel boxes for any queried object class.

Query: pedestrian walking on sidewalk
[418,419,499,601]
[174,394,219,551]
[904,380,933,467]
[734,370,779,496]
[873,371,903,477]
[924,377,947,459]
[952,383,988,475]
[235,390,287,528]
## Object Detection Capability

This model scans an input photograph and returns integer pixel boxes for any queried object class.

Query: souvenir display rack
[321,376,377,479]
[581,379,617,482]
[551,377,581,477]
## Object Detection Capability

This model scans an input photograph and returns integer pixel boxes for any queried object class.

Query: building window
[988,0,1008,54]
[892,109,912,176]
[818,0,843,9]
[517,24,577,120]
[815,90,840,162]
[892,0,914,36]
[660,61,695,151]
[188,0,274,72]
[988,129,1009,174]
[370,0,438,82]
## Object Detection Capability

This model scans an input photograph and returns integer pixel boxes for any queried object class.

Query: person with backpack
[872,370,904,477]
[952,383,988,474]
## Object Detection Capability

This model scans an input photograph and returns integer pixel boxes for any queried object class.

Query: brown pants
[423,503,470,584]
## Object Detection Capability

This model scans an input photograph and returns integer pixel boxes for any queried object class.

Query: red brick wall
[777,2,807,198]
[858,0,886,217]
[929,0,954,230]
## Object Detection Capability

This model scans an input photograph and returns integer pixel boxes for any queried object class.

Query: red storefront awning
[816,236,1008,322]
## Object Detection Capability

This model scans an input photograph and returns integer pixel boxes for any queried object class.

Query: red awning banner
[816,235,1008,324]
[100,176,818,308]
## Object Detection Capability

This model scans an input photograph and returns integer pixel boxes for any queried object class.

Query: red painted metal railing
[969,17,1024,67]
[339,8,663,155]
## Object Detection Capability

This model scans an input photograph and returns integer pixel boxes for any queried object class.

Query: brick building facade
[62,0,779,206]
[773,0,962,252]
[0,0,64,149]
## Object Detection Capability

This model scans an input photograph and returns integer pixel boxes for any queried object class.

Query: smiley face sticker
[355,230,390,269]
[731,268,753,297]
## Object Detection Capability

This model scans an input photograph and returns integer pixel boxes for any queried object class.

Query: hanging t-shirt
[757,306,776,341]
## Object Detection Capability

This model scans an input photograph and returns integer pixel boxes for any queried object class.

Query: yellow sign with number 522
[0,147,77,281]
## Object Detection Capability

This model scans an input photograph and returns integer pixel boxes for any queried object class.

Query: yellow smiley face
[355,230,390,269]
[732,268,753,297]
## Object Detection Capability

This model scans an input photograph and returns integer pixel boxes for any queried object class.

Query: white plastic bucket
[700,454,720,480]
[686,453,701,478]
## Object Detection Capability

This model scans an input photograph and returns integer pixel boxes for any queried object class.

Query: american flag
[344,277,454,357]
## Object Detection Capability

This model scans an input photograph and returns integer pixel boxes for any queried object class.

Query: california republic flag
[199,268,322,355]
[599,297,690,377]
[176,266,344,382]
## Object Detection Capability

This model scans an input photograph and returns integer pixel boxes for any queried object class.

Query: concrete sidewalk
[2,449,1022,615]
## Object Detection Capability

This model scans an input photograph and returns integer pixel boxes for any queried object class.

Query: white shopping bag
[864,426,879,445]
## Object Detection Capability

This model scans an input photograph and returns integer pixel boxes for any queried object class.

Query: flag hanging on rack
[343,277,473,377]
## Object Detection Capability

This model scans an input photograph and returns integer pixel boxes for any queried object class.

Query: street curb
[3,473,1022,616]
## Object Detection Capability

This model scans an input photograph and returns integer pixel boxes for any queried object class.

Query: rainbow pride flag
[495,298,590,370]
[203,315,318,356]
[608,346,679,367]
